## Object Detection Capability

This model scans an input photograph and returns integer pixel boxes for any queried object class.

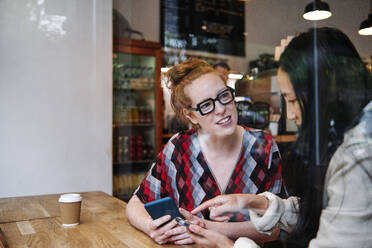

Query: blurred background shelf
[113,159,154,165]
[274,134,297,143]
[163,133,297,143]
[112,38,162,201]
[113,123,155,128]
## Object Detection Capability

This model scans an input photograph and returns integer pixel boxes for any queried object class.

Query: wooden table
[0,191,197,248]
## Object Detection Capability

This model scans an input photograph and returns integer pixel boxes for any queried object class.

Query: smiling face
[277,67,302,127]
[183,73,238,136]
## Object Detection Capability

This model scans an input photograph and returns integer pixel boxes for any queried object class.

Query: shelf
[162,133,173,139]
[113,123,155,128]
[274,134,297,143]
[113,38,163,199]
[113,163,152,174]
[114,159,154,165]
[113,86,154,91]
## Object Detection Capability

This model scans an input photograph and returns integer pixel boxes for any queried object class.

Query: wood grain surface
[0,191,197,248]
[0,194,60,224]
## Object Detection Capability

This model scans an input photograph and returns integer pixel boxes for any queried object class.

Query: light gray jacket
[235,101,372,248]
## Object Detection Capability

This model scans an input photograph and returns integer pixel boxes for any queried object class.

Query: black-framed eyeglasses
[188,87,235,116]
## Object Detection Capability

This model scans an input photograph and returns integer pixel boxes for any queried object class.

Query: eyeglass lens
[198,88,234,115]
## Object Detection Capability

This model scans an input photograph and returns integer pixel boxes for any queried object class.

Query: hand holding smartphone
[144,197,192,229]
[144,197,182,220]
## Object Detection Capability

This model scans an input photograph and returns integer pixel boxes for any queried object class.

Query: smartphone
[144,197,182,220]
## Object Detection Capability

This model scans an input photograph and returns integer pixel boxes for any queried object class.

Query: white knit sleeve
[233,237,260,248]
[249,192,299,234]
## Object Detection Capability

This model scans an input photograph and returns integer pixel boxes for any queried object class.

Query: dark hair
[279,27,372,246]
[213,61,230,71]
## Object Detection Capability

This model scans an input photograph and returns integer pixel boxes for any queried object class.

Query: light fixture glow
[359,26,372,35]
[359,13,372,36]
[228,73,244,80]
[303,0,332,21]
[303,10,332,21]
[161,67,170,73]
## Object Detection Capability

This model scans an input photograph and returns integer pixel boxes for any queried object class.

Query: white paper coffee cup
[59,193,82,227]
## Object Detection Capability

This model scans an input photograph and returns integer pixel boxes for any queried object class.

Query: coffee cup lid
[59,193,82,203]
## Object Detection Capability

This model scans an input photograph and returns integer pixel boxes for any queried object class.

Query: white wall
[0,0,112,197]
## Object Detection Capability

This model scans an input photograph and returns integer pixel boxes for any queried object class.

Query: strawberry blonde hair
[165,58,225,129]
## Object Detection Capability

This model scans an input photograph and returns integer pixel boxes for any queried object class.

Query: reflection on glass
[27,0,67,39]
[113,49,158,201]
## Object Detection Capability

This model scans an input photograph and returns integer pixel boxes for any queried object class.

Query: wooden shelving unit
[112,38,163,201]
[274,134,297,143]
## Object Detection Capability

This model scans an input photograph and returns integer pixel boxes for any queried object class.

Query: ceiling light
[303,0,332,21]
[359,14,372,35]
[359,0,372,36]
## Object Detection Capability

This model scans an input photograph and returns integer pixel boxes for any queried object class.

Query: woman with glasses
[188,27,372,248]
[126,58,286,245]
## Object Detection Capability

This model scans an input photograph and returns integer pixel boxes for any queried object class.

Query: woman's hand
[188,224,234,248]
[146,214,177,244]
[162,208,205,245]
[147,213,195,245]
[179,207,206,227]
[191,194,268,221]
[126,195,196,244]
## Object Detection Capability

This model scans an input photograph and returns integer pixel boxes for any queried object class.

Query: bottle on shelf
[136,136,143,160]
[116,136,123,163]
[145,108,153,123]
[129,136,136,161]
[132,106,139,124]
[122,65,130,89]
[126,106,133,124]
[138,106,145,124]
[113,135,156,163]
[123,136,130,161]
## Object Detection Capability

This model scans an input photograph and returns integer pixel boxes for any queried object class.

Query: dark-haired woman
[126,58,285,245]
[189,27,372,247]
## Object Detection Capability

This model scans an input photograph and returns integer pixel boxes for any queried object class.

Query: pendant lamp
[303,0,332,21]
[358,1,372,35]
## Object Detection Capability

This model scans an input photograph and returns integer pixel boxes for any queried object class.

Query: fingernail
[189,224,196,232]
